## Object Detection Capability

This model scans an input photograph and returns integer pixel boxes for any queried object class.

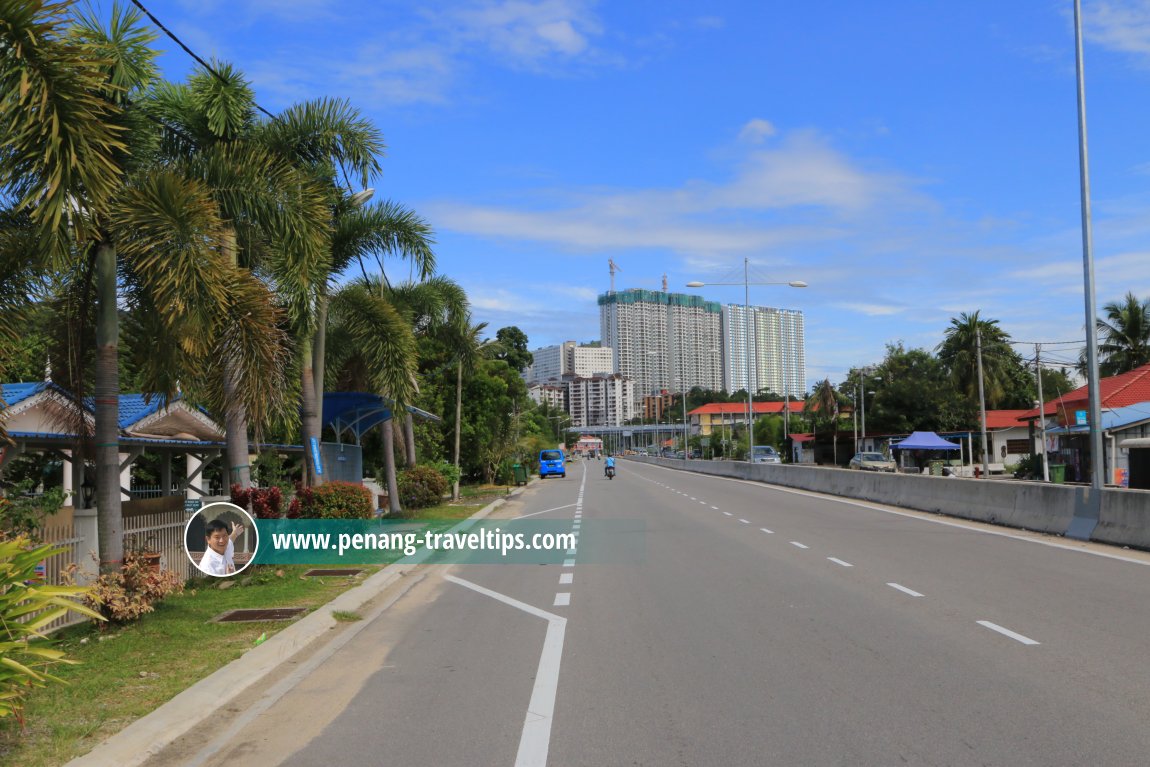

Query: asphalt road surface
[150,458,1150,766]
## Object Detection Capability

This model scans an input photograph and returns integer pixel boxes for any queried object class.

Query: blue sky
[140,0,1150,389]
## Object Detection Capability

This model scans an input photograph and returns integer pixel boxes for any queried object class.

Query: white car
[849,452,896,472]
[752,446,782,464]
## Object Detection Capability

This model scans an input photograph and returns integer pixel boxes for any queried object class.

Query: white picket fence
[32,498,196,633]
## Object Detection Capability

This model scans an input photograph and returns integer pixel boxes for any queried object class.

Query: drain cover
[213,608,307,623]
[302,569,364,577]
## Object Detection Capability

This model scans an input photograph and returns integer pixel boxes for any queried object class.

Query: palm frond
[329,282,419,405]
[332,200,436,280]
[110,169,231,358]
[188,59,255,140]
[260,97,384,188]
[0,0,128,245]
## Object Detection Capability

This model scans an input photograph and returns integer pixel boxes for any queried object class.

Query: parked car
[752,445,782,464]
[849,452,896,472]
[539,449,566,478]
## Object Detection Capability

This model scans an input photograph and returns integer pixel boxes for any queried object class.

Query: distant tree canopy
[492,326,533,374]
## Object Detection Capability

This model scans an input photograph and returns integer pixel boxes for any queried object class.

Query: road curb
[66,488,529,767]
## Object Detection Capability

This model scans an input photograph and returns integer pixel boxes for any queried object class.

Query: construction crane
[662,273,668,292]
[608,258,622,293]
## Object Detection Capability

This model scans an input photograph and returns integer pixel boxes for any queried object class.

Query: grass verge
[408,483,517,520]
[0,564,379,767]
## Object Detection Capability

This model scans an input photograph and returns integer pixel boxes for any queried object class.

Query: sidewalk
[65,484,533,767]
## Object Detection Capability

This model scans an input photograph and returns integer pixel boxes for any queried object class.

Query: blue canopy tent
[894,431,962,450]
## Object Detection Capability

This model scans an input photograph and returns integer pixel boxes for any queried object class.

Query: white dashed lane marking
[978,621,1040,646]
[888,583,924,598]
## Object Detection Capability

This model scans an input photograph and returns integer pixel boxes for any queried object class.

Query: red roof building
[1022,362,1150,426]
[687,401,804,437]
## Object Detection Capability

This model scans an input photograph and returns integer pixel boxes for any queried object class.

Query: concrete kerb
[67,484,534,767]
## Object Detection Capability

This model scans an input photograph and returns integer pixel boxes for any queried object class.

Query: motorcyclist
[604,453,616,478]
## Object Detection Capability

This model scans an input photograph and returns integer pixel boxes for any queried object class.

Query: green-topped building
[598,289,724,406]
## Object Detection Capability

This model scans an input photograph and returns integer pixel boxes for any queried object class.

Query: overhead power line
[127,0,277,121]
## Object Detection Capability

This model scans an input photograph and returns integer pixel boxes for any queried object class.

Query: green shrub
[430,459,461,489]
[290,482,374,519]
[0,483,68,540]
[397,466,449,510]
[0,537,104,725]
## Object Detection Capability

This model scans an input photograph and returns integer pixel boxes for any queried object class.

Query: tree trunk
[404,413,417,468]
[383,417,402,515]
[452,360,462,501]
[94,241,123,573]
[313,292,328,400]
[221,227,250,489]
[300,335,323,487]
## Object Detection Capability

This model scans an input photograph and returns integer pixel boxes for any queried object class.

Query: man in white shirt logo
[199,518,244,576]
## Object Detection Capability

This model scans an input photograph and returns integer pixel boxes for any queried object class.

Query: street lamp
[688,259,806,461]
[675,376,689,460]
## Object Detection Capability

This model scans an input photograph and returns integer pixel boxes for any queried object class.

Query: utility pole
[1035,344,1050,482]
[976,325,990,479]
[1074,0,1106,497]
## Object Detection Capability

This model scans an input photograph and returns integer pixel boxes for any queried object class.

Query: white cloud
[1086,1,1150,58]
[737,118,777,144]
[447,0,603,65]
[424,127,920,255]
[838,303,905,317]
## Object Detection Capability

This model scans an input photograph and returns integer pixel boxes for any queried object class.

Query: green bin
[512,463,528,486]
[1049,464,1066,484]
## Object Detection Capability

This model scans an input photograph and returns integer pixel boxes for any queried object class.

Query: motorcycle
[605,465,615,480]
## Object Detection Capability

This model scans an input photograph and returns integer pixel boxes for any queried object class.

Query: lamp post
[691,263,806,461]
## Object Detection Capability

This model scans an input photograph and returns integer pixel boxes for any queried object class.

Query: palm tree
[147,64,332,489]
[1096,292,1150,376]
[0,4,288,571]
[384,277,468,468]
[446,317,488,499]
[326,279,419,514]
[306,198,435,484]
[937,311,1017,409]
[807,378,841,465]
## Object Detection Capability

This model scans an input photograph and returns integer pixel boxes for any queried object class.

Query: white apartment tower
[599,289,724,404]
[567,374,635,427]
[525,341,614,384]
[722,305,805,399]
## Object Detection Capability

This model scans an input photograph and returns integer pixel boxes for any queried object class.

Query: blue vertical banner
[309,437,324,475]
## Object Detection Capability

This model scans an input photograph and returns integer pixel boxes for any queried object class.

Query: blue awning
[322,392,441,443]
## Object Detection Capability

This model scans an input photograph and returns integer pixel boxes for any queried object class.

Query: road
[149,458,1150,766]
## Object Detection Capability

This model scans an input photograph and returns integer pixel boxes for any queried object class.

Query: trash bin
[1049,464,1066,484]
[512,463,528,486]
[929,460,945,476]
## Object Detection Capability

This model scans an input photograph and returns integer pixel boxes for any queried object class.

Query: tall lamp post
[688,261,806,461]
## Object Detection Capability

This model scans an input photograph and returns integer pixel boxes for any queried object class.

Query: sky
[128,0,1150,389]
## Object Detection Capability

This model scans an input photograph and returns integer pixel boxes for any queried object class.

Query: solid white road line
[443,576,569,767]
[790,542,809,549]
[827,557,853,567]
[554,593,571,607]
[559,573,573,585]
[512,503,577,520]
[887,583,924,597]
[977,620,1040,646]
